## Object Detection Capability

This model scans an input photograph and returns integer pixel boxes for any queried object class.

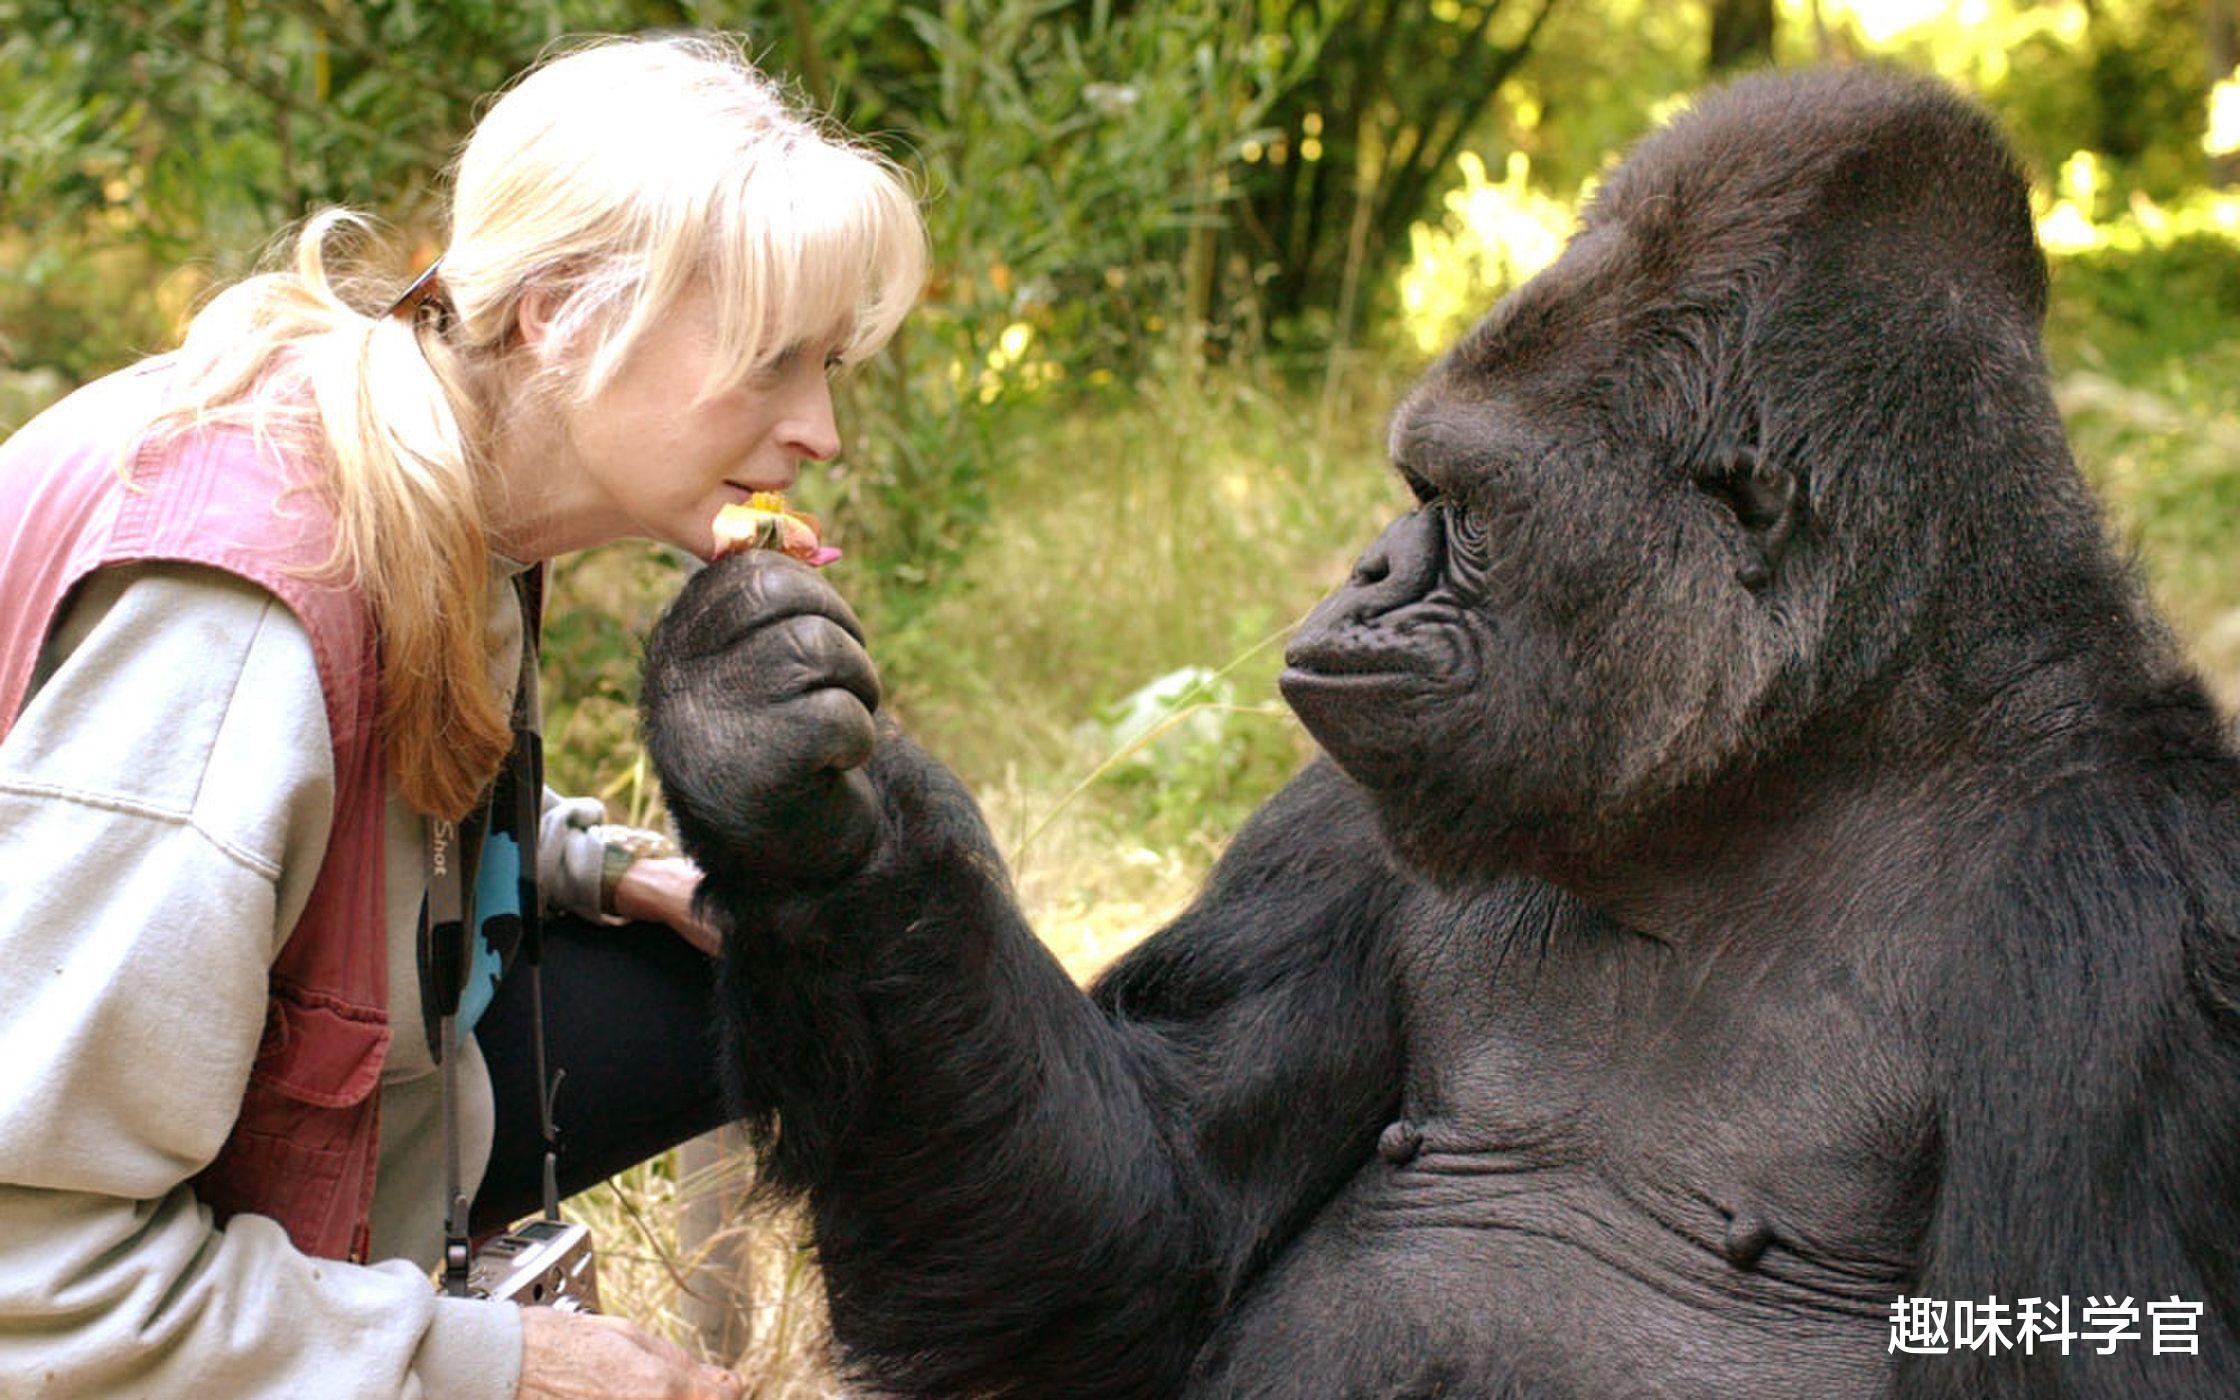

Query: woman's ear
[514,288,559,356]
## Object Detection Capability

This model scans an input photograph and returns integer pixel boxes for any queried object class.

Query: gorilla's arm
[700,744,1405,1399]
[1899,783,2240,1398]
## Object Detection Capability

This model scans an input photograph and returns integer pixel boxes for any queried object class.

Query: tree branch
[114,2,447,167]
[1371,0,1564,260]
[261,0,486,111]
[783,0,833,112]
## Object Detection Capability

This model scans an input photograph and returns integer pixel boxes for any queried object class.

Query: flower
[711,492,842,567]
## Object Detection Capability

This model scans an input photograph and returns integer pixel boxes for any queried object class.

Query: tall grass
[2045,231,2240,705]
[858,361,1412,850]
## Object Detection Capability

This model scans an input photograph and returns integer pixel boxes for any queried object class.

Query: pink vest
[0,361,390,1263]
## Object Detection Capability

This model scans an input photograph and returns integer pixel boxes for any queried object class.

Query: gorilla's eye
[1445,497,1491,557]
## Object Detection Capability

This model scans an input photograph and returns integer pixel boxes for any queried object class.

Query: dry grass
[561,797,1209,1393]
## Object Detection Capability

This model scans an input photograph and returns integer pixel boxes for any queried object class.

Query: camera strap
[430,809,473,1296]
[429,570,554,1298]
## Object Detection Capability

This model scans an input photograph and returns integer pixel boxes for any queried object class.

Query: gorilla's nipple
[1722,1207,1776,1270]
[1378,1120,1424,1165]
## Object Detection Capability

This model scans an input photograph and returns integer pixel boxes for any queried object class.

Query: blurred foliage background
[5,0,2239,1390]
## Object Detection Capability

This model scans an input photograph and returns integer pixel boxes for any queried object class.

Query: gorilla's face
[1283,178,1812,880]
[1280,72,2059,884]
[1299,306,1783,873]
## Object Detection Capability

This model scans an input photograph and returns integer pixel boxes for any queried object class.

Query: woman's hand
[516,1306,742,1399]
[611,855,722,956]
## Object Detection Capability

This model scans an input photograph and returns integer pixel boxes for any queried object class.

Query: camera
[466,1218,600,1312]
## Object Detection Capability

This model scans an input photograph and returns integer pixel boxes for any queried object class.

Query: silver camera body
[467,1218,600,1312]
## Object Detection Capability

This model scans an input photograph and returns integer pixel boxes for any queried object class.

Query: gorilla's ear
[1694,446,1798,594]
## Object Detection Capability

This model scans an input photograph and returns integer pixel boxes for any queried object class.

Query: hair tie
[383,257,451,325]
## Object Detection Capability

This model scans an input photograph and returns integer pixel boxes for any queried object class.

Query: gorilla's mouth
[1278,638,1434,691]
[1277,643,1446,725]
[1280,617,1468,790]
[1276,667,1426,726]
[1280,626,1460,691]
[1278,655,1452,799]
[1281,501,1472,754]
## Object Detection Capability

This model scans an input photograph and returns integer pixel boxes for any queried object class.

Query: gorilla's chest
[1191,885,1932,1398]
[1397,884,1927,1228]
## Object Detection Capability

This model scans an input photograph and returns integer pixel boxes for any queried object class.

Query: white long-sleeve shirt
[0,560,626,1399]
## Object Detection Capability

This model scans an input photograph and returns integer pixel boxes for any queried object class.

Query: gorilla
[642,68,2240,1398]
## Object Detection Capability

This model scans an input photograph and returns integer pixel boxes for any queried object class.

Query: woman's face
[516,282,842,560]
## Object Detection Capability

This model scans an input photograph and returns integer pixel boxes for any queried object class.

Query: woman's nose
[789,379,841,462]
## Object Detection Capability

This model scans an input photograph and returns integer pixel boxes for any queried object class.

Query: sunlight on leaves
[1397,150,1573,355]
[2208,71,2240,159]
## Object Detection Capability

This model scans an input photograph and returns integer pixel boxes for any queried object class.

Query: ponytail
[150,212,509,820]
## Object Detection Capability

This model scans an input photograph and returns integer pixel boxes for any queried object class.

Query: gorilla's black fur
[644,68,2240,1397]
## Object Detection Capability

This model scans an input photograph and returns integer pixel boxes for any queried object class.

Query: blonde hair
[147,34,926,820]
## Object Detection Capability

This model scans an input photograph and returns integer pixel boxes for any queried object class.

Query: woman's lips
[724,475,797,498]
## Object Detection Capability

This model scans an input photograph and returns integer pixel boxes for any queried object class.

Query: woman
[0,34,923,1400]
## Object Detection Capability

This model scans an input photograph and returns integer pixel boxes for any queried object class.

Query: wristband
[587,824,678,921]
[597,840,637,920]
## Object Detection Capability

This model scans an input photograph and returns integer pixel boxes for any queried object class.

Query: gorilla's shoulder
[1091,760,1403,1016]
[1209,757,1394,890]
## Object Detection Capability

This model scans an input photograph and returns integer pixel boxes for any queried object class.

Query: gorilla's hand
[642,551,883,889]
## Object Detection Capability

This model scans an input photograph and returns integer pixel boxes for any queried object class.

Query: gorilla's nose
[1337,508,1445,623]
[1286,509,1446,673]
[1349,539,1392,587]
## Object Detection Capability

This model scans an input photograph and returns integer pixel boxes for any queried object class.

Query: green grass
[860,363,1412,865]
[2046,233,2240,701]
